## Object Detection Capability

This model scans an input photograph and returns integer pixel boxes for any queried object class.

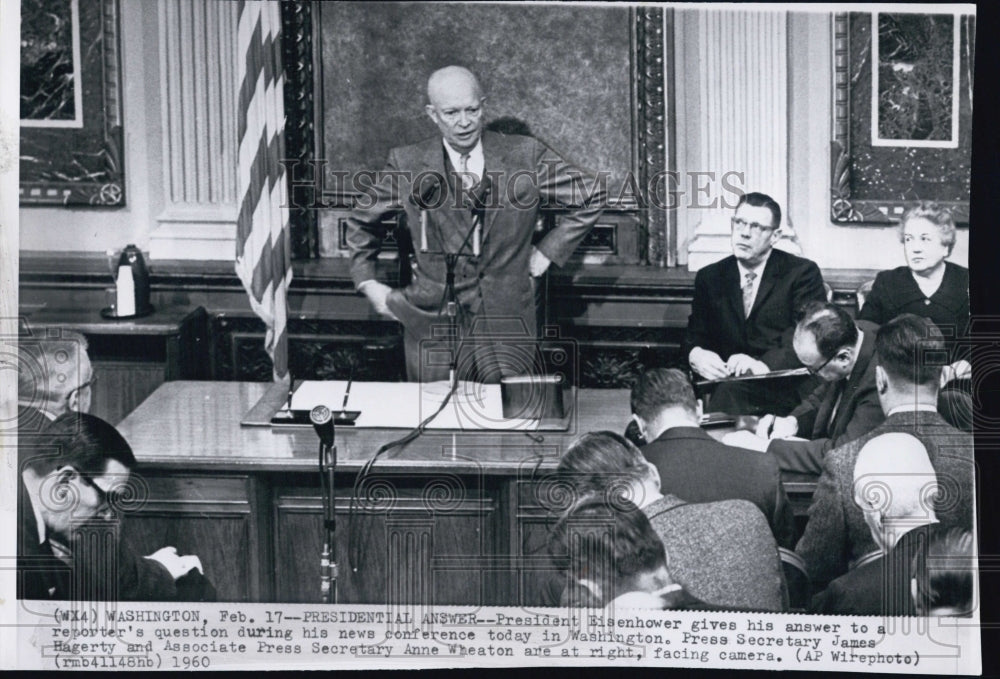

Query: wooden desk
[22,305,208,424]
[117,381,816,604]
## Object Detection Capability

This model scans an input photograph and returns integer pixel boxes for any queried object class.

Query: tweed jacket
[641,426,796,548]
[642,494,785,612]
[795,411,974,587]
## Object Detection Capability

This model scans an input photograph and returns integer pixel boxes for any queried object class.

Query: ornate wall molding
[280,0,317,259]
[634,7,668,266]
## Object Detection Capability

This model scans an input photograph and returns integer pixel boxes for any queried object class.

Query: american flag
[235,0,291,379]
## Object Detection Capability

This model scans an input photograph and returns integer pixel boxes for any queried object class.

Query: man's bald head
[425,66,485,154]
[426,66,482,104]
[853,433,938,546]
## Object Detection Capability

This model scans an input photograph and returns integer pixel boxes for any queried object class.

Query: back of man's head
[547,496,667,606]
[736,192,782,229]
[18,331,91,416]
[20,412,136,479]
[795,301,858,359]
[875,313,946,389]
[556,431,652,502]
[853,433,938,532]
[631,368,698,423]
[912,525,975,616]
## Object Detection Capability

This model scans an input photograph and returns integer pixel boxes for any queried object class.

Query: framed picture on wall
[19,0,125,207]
[830,11,973,225]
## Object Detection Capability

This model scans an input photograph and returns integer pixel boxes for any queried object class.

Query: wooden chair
[778,547,811,611]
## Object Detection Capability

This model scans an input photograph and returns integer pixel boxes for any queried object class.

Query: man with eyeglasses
[17,412,214,601]
[347,65,605,382]
[17,330,96,433]
[723,301,884,476]
[684,192,827,415]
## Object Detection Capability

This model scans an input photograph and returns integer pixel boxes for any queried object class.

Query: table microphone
[310,405,335,449]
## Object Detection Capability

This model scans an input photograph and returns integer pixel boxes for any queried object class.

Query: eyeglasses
[731,217,776,235]
[437,105,483,125]
[67,375,97,400]
[77,471,126,511]
[804,352,837,376]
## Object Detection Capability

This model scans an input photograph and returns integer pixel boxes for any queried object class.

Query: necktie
[459,153,475,190]
[742,271,757,317]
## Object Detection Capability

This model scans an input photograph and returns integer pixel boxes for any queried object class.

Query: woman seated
[857,201,970,383]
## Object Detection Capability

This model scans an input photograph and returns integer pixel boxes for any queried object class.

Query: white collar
[21,471,49,546]
[886,404,939,417]
[442,138,484,174]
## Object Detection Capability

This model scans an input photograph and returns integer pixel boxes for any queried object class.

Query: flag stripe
[236,1,290,381]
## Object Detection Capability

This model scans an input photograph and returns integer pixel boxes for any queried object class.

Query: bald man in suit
[347,66,605,382]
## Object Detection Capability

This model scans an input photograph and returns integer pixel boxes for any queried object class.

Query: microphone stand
[322,436,338,604]
[427,182,490,387]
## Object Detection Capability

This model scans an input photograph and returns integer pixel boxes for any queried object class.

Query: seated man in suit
[17,330,94,433]
[685,192,827,415]
[629,367,796,548]
[547,496,712,610]
[18,412,214,601]
[794,314,975,588]
[724,301,885,475]
[811,433,940,615]
[554,431,785,611]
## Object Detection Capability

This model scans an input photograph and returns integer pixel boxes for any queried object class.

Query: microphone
[310,405,335,449]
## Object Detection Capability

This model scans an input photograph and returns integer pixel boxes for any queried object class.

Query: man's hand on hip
[358,280,399,321]
[530,247,551,278]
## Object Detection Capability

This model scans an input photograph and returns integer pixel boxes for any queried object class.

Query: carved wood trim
[281,0,318,258]
[634,7,668,266]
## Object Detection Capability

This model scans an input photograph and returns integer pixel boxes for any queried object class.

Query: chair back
[778,547,811,611]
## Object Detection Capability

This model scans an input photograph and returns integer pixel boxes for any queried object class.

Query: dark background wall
[318,2,634,193]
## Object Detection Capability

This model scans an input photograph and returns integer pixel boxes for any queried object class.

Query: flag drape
[235,0,290,380]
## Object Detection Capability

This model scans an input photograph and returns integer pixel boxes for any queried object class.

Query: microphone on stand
[311,405,338,603]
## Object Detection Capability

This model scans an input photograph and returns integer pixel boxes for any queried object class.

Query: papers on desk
[281,380,542,430]
[694,367,809,388]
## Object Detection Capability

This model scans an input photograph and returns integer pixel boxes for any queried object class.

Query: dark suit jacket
[347,131,605,340]
[768,320,885,474]
[810,525,931,616]
[795,410,974,587]
[642,495,785,612]
[17,479,179,601]
[641,426,796,548]
[684,249,827,368]
[858,262,970,359]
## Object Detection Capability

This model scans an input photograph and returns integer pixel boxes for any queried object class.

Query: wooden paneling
[91,360,164,425]
[122,473,260,602]
[273,479,500,605]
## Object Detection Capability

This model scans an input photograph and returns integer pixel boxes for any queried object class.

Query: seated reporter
[547,497,710,610]
[724,301,885,475]
[857,201,970,384]
[17,413,214,602]
[630,368,796,548]
[554,431,785,611]
[811,433,940,615]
